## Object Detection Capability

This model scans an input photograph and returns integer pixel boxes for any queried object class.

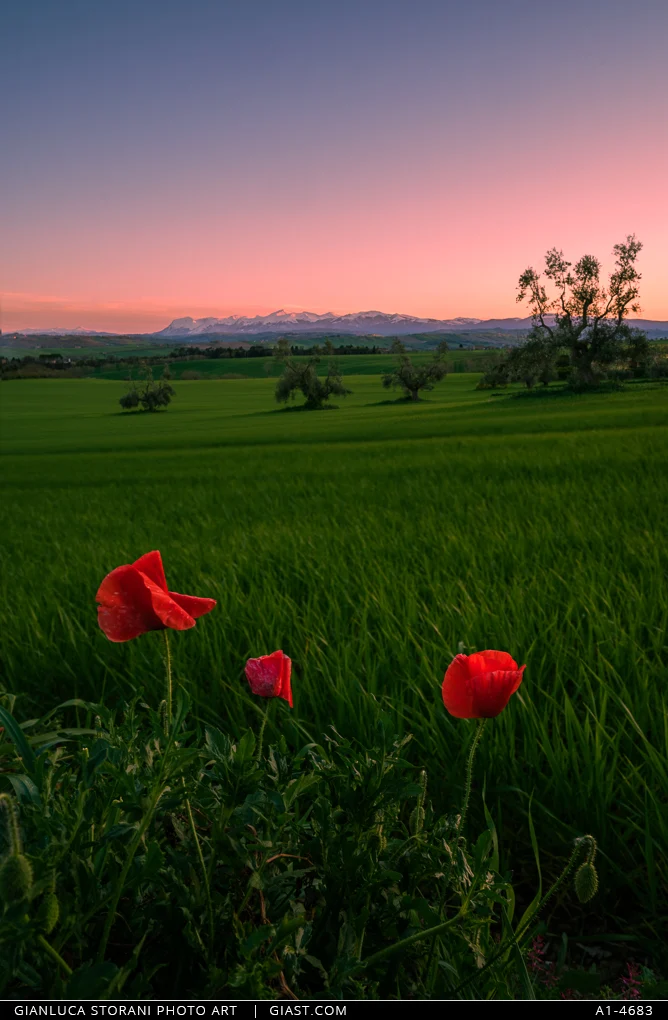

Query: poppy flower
[96,550,216,642]
[442,650,525,719]
[245,650,293,707]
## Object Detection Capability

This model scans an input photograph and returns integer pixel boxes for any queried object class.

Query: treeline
[1,341,392,378]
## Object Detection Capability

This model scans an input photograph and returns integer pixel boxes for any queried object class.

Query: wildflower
[96,550,216,642]
[441,650,525,719]
[245,650,293,707]
[620,962,642,1001]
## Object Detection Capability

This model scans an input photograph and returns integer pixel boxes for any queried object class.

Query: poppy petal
[132,551,168,591]
[168,591,217,620]
[137,573,196,631]
[278,652,293,707]
[478,650,518,673]
[470,667,525,718]
[96,565,162,642]
[245,653,283,697]
[441,654,476,719]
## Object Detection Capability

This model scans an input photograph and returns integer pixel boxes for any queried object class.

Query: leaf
[235,729,256,764]
[99,823,139,845]
[516,795,542,938]
[205,726,230,760]
[0,705,37,774]
[284,773,320,807]
[173,686,191,732]
[7,773,41,806]
[482,782,500,874]
[643,981,668,999]
[29,727,98,746]
[140,840,164,881]
[473,829,493,873]
[559,969,601,994]
[66,962,119,999]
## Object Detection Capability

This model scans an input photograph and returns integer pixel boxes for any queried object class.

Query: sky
[1,0,667,333]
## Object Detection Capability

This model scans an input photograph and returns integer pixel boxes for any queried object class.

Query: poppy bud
[38,892,60,934]
[574,861,599,903]
[0,854,33,902]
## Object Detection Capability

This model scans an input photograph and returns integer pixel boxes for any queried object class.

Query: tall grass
[1,376,667,961]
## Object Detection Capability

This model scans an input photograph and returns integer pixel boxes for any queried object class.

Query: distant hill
[5,309,667,348]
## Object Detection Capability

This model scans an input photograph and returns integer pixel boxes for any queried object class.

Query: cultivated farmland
[1,372,666,993]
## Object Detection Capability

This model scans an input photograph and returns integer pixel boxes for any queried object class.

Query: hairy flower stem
[183,779,215,958]
[37,934,73,978]
[355,908,465,973]
[97,785,168,963]
[163,631,173,735]
[256,705,269,762]
[459,719,487,840]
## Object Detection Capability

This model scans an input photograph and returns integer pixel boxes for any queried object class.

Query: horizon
[2,0,667,332]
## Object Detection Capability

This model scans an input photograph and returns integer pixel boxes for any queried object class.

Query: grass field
[1,373,667,968]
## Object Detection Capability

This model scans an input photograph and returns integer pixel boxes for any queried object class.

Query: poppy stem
[256,703,269,761]
[459,718,487,840]
[163,631,172,735]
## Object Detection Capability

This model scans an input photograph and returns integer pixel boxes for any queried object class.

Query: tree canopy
[514,235,650,386]
[382,340,449,401]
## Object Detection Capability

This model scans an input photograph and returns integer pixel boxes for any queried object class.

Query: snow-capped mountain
[17,326,117,337]
[152,310,490,338]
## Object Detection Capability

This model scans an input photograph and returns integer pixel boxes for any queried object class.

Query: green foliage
[516,236,651,386]
[119,366,175,412]
[382,339,449,400]
[1,377,667,976]
[0,696,592,999]
[275,355,351,409]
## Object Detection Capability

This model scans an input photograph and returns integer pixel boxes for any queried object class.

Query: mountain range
[12,309,668,339]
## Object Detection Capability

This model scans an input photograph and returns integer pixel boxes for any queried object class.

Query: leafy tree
[504,336,557,388]
[382,339,449,401]
[275,355,351,410]
[119,366,175,412]
[516,235,650,386]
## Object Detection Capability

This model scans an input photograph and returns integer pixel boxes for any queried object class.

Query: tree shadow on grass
[364,397,433,407]
[243,403,341,417]
[510,382,624,400]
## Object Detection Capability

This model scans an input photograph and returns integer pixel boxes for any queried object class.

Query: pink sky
[3,2,667,334]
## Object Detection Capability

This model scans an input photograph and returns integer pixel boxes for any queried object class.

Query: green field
[1,374,667,964]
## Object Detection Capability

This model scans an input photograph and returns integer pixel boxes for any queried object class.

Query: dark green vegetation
[0,694,605,1000]
[489,236,659,391]
[1,376,667,996]
[275,356,351,410]
[119,367,175,413]
[382,340,449,401]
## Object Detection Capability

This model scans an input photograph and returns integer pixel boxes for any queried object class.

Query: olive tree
[275,355,351,410]
[516,235,650,385]
[382,339,449,401]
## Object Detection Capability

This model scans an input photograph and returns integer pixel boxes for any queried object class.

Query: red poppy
[245,650,293,707]
[96,550,216,642]
[441,650,525,719]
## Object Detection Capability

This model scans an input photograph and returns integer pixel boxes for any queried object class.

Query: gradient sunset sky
[2,0,667,333]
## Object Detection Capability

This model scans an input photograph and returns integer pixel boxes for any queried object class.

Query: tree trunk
[410,389,420,401]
